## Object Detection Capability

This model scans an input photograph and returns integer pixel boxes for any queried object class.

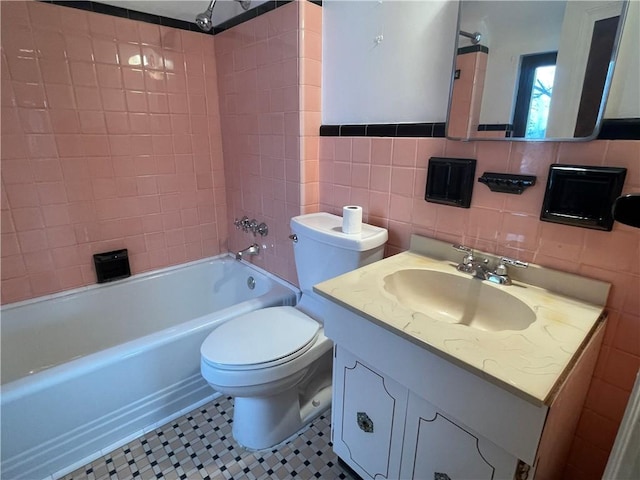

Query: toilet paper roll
[342,205,363,234]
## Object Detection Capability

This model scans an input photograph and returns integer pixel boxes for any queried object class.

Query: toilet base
[232,385,332,451]
[202,333,335,450]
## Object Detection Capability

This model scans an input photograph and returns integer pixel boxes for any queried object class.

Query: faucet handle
[496,257,528,275]
[256,222,268,236]
[500,257,528,268]
[234,216,251,232]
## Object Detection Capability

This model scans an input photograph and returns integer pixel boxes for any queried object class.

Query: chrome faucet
[235,243,260,261]
[453,244,491,279]
[452,244,527,285]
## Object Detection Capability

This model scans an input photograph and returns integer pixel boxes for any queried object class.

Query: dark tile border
[457,45,489,55]
[213,1,294,34]
[320,119,638,140]
[597,118,640,140]
[42,0,311,35]
[319,123,446,138]
[478,124,513,132]
[44,0,199,31]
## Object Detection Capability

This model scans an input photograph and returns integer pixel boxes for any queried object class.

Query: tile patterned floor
[63,397,352,480]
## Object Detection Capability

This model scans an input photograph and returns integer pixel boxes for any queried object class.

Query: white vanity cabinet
[323,298,605,480]
[333,346,519,480]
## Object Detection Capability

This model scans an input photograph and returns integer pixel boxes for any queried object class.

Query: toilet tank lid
[290,212,388,251]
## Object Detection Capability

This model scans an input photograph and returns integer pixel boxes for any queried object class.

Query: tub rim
[1,253,294,313]
[1,255,299,403]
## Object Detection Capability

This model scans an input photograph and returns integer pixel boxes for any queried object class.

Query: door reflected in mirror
[446,1,628,141]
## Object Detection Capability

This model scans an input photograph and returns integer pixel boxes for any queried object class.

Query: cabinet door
[332,347,408,480]
[401,393,518,480]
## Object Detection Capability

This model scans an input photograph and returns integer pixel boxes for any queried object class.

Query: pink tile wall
[448,54,473,138]
[299,0,322,215]
[448,51,486,138]
[1,1,226,304]
[319,135,640,479]
[216,1,322,284]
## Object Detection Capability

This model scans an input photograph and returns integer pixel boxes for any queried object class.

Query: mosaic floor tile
[63,397,352,480]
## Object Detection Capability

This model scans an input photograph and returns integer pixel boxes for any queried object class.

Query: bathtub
[0,255,298,480]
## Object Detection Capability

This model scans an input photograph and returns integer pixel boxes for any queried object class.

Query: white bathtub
[0,255,298,480]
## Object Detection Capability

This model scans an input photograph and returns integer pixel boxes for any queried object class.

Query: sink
[383,269,536,332]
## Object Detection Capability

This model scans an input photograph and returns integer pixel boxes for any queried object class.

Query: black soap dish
[613,193,640,228]
[425,157,476,208]
[540,165,627,231]
[478,172,536,194]
[93,249,131,283]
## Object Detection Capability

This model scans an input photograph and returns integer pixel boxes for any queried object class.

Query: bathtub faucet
[235,243,260,261]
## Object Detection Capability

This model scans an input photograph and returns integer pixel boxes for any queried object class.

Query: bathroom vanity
[314,235,609,480]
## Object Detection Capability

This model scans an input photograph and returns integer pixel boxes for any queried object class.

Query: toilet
[200,212,388,450]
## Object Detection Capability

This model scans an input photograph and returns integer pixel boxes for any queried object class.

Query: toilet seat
[201,306,320,371]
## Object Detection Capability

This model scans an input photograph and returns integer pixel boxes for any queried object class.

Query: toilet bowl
[201,303,333,449]
[200,212,388,450]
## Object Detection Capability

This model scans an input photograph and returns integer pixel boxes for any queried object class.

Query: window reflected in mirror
[513,52,557,139]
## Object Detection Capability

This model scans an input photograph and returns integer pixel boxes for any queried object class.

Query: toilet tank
[290,212,388,295]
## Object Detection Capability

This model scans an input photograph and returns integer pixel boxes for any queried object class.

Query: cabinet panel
[401,393,518,480]
[332,347,407,480]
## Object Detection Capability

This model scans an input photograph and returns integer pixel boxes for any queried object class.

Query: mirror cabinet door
[446,0,629,142]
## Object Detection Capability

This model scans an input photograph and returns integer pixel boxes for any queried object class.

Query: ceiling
[98,0,269,26]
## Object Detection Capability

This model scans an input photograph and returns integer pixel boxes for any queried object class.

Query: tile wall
[449,50,486,139]
[216,1,321,284]
[1,1,227,303]
[1,1,637,478]
[318,135,639,479]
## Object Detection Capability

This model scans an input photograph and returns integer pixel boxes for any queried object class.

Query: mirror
[446,1,629,141]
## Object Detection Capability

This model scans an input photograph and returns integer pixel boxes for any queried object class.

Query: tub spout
[235,243,260,260]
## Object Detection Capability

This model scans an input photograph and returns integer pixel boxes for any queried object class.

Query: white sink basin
[383,269,536,332]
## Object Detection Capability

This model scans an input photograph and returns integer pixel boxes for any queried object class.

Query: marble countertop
[314,245,608,406]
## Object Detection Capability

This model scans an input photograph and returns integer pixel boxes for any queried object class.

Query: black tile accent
[457,45,489,55]
[44,0,93,11]
[320,125,340,136]
[214,1,296,34]
[319,123,447,138]
[127,9,161,25]
[432,122,446,138]
[340,125,366,136]
[598,118,640,140]
[90,1,128,18]
[478,123,513,132]
[397,123,433,137]
[159,16,194,31]
[42,0,309,36]
[366,124,398,137]
[319,119,638,140]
